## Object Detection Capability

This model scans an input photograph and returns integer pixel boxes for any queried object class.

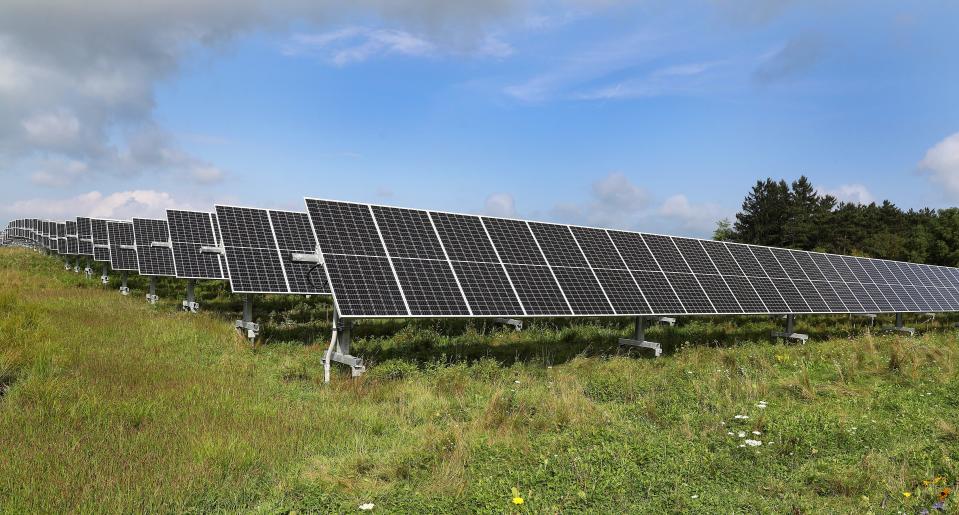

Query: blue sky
[2,0,959,237]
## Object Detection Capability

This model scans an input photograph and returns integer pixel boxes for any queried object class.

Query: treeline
[715,176,959,267]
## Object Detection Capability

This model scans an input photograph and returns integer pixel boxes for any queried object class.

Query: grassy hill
[1,247,957,513]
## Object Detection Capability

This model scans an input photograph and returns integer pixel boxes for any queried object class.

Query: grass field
[1,247,958,513]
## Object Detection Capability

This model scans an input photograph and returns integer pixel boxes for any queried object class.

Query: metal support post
[323,309,366,382]
[182,279,199,312]
[119,272,129,295]
[850,313,877,327]
[64,258,72,271]
[492,317,523,331]
[882,312,915,336]
[618,316,662,357]
[234,294,259,341]
[83,262,93,279]
[772,314,808,343]
[146,276,158,304]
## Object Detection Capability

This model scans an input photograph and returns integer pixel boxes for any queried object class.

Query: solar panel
[133,218,176,277]
[77,217,94,256]
[167,210,226,280]
[305,198,959,318]
[107,221,138,271]
[66,221,79,255]
[269,210,329,294]
[91,219,112,262]
[215,205,287,293]
[56,223,67,254]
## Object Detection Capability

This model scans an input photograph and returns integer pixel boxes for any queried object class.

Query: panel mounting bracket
[492,317,523,331]
[150,240,173,249]
[656,317,676,327]
[146,276,158,305]
[119,271,130,296]
[291,252,321,264]
[235,294,259,341]
[882,312,915,336]
[101,263,109,285]
[84,266,93,280]
[772,314,808,343]
[182,279,199,313]
[200,245,225,255]
[324,310,365,382]
[619,316,662,357]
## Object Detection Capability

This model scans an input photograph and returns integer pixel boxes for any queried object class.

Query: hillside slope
[0,248,957,513]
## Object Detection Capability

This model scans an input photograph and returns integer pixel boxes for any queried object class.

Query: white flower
[691,494,699,499]
[744,439,762,447]
[752,431,762,435]
[727,432,734,436]
[514,380,521,384]
[734,415,749,420]
[737,431,746,438]
[359,503,375,511]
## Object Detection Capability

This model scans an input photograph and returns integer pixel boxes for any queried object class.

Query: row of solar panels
[7,198,959,320]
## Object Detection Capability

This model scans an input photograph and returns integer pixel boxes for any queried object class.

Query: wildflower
[514,380,521,384]
[734,415,749,420]
[752,430,762,435]
[737,431,746,438]
[932,501,945,511]
[903,492,912,498]
[691,494,699,499]
[744,439,762,447]
[938,487,952,501]
[511,487,524,505]
[727,432,734,436]
[359,503,375,511]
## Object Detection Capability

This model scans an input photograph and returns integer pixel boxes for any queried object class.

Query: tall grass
[1,248,958,513]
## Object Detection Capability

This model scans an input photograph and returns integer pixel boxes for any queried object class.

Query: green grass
[1,248,958,513]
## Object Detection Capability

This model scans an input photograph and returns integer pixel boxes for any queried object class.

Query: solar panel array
[133,218,176,277]
[91,218,112,262]
[167,210,226,280]
[305,199,959,319]
[214,205,329,294]
[107,221,138,271]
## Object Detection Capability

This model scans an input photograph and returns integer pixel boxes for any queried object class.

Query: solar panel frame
[215,205,289,294]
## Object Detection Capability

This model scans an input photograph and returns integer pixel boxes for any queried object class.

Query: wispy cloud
[575,60,728,100]
[753,32,826,83]
[284,26,512,66]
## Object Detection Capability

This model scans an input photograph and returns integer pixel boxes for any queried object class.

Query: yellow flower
[902,492,911,498]
[939,487,952,501]
[512,497,524,505]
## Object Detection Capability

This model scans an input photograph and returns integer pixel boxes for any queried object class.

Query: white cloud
[484,192,518,217]
[592,172,649,211]
[0,0,532,192]
[818,183,874,205]
[5,190,188,220]
[576,60,727,100]
[657,194,727,234]
[29,158,89,188]
[919,132,959,197]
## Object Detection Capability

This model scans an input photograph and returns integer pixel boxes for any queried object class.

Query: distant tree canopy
[717,176,959,267]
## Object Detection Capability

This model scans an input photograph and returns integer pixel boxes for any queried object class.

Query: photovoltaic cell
[770,248,807,280]
[451,261,524,315]
[642,235,690,273]
[724,275,768,313]
[700,240,744,276]
[792,251,826,281]
[751,246,789,279]
[269,210,329,294]
[570,226,626,270]
[325,254,408,317]
[528,222,588,268]
[391,258,469,316]
[216,206,287,293]
[372,206,446,260]
[861,283,894,312]
[696,274,742,313]
[842,256,873,284]
[594,268,650,315]
[503,264,570,315]
[607,231,659,271]
[792,279,829,312]
[307,200,386,257]
[665,272,714,313]
[726,243,767,277]
[632,271,684,314]
[551,266,612,315]
[808,252,842,282]
[482,218,547,266]
[430,212,499,263]
[770,278,810,312]
[826,254,859,283]
[673,238,718,275]
[810,280,848,312]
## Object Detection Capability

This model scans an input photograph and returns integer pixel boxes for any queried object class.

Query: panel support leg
[324,310,365,382]
[101,264,109,285]
[492,317,523,331]
[182,279,199,313]
[83,260,93,280]
[146,276,158,304]
[234,294,259,341]
[64,258,72,271]
[772,314,808,343]
[119,272,129,296]
[882,312,915,336]
[618,316,662,357]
